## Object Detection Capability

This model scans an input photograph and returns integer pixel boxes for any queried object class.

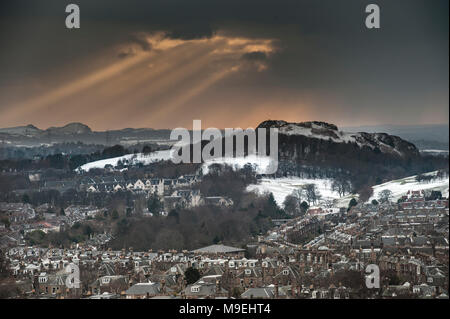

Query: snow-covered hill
[76,150,174,172]
[257,120,419,157]
[0,124,41,137]
[46,122,92,135]
[77,151,276,173]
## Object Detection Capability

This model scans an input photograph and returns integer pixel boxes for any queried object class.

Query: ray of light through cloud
[1,32,279,129]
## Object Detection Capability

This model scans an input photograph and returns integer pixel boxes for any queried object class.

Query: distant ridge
[343,123,449,144]
[0,122,91,136]
[46,122,92,135]
[0,122,171,147]
[257,120,420,157]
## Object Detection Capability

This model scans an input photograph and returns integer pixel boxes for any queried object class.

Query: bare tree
[304,184,321,205]
[292,189,305,202]
[378,189,393,203]
[331,177,352,197]
[322,199,335,208]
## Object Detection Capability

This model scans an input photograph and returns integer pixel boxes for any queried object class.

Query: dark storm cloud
[1,0,447,72]
[117,51,132,59]
[0,0,448,129]
[117,34,153,58]
[130,34,152,52]
[241,51,268,61]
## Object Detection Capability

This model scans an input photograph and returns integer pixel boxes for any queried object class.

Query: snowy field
[78,151,276,174]
[246,177,349,208]
[246,171,449,208]
[369,171,449,202]
[76,149,174,172]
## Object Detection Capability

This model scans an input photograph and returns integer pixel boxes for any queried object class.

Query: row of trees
[24,220,104,247]
[108,194,277,251]
[416,169,449,183]
[0,143,164,171]
[282,183,330,216]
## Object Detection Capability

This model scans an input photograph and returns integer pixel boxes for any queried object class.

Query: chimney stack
[274,281,279,299]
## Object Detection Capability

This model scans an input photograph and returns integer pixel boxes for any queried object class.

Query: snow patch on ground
[279,124,357,144]
[246,177,351,208]
[78,151,276,174]
[77,150,174,172]
[369,171,449,202]
[247,171,449,209]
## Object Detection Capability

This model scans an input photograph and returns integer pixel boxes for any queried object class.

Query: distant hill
[0,124,41,136]
[46,122,92,135]
[258,120,420,157]
[343,124,449,150]
[255,120,448,190]
[0,122,172,147]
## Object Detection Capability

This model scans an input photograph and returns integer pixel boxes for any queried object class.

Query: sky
[0,0,448,131]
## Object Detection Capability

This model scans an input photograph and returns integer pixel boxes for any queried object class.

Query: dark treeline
[0,143,167,172]
[107,193,281,251]
[123,161,200,180]
[25,220,105,248]
[0,142,105,160]
[195,164,257,206]
[0,174,30,194]
[2,188,135,210]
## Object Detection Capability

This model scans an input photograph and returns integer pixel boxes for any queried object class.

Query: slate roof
[191,244,245,254]
[241,286,288,298]
[125,282,172,295]
[241,287,275,298]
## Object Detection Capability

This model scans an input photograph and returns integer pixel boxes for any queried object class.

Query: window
[282,269,289,275]
[191,286,199,293]
[245,269,251,275]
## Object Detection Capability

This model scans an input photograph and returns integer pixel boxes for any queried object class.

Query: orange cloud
[0,32,280,129]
